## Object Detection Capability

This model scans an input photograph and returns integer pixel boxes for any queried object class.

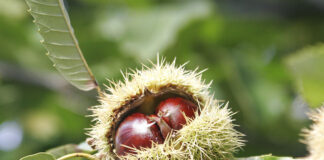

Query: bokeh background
[1,0,324,159]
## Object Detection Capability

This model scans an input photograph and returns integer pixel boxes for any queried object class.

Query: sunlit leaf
[237,154,295,160]
[46,142,95,158]
[47,144,79,158]
[20,152,55,160]
[25,0,98,91]
[286,44,324,108]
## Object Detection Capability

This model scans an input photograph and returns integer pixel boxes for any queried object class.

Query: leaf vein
[34,21,68,33]
[48,54,81,60]
[65,70,89,76]
[67,78,92,81]
[53,63,84,70]
[43,41,75,47]
[29,10,63,17]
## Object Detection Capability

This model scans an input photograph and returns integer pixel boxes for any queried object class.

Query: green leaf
[46,142,95,158]
[47,144,79,158]
[25,0,98,91]
[236,154,295,160]
[20,152,55,160]
[286,44,324,108]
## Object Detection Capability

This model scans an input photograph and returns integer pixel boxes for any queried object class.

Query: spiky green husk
[302,106,324,160]
[89,59,244,159]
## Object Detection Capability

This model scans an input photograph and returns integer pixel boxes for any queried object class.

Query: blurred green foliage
[286,44,324,107]
[1,0,324,159]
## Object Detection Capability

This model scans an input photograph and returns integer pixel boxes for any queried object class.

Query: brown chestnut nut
[156,97,197,130]
[114,113,164,156]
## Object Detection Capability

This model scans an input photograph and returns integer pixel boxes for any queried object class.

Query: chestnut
[156,97,197,130]
[114,113,164,156]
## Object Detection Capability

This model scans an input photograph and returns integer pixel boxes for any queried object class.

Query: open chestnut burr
[89,60,244,160]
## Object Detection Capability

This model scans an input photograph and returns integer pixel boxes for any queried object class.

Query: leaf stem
[57,153,99,160]
[96,85,104,98]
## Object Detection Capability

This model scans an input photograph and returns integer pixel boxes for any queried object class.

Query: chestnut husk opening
[109,85,201,155]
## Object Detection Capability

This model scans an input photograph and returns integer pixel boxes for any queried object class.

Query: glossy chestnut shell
[156,97,197,130]
[114,113,164,156]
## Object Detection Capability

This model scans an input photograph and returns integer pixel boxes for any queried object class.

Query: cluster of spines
[301,106,324,160]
